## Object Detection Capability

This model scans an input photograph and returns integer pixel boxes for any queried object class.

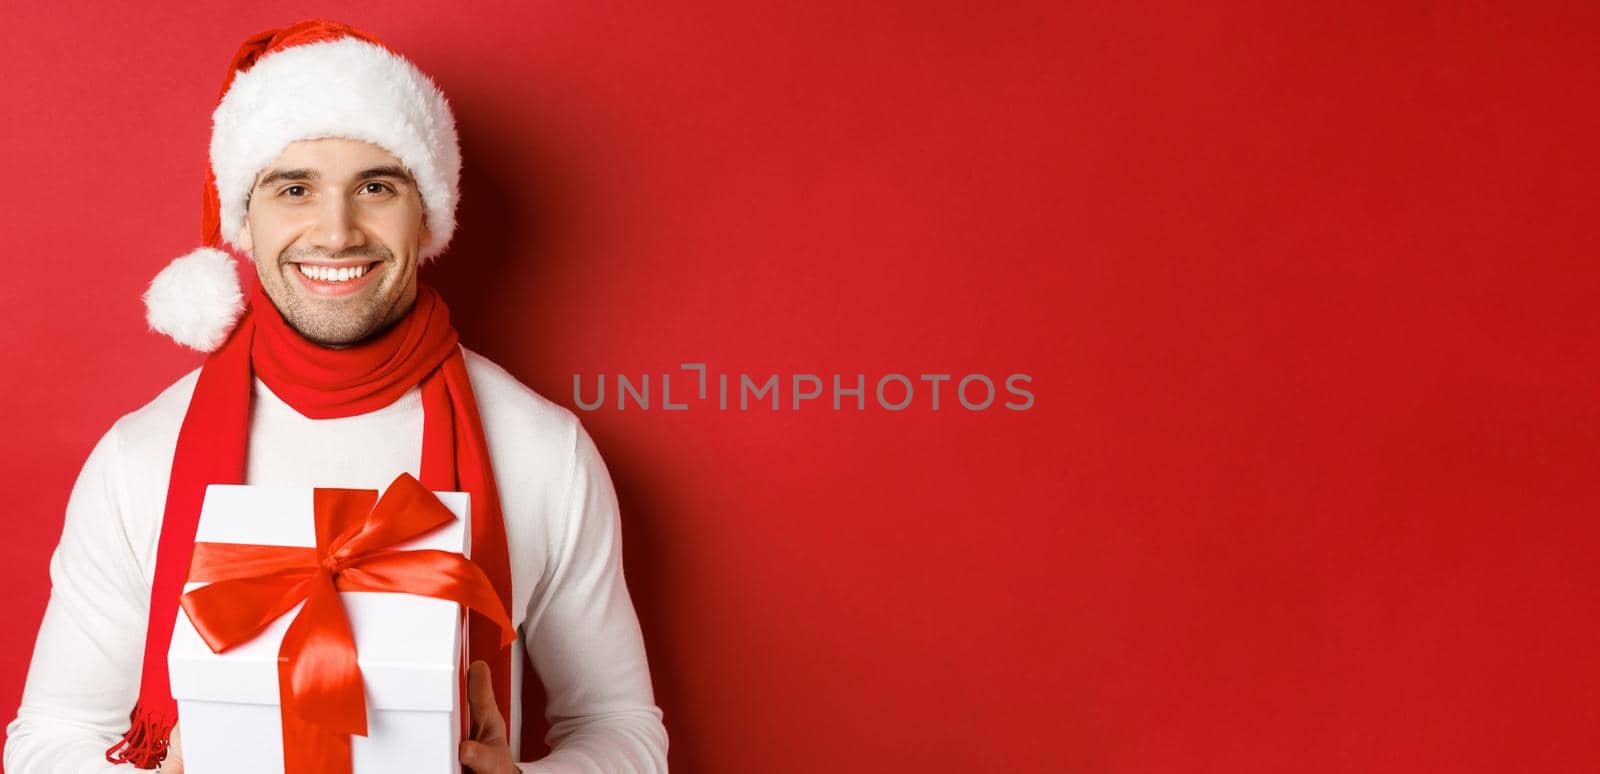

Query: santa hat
[144,19,461,351]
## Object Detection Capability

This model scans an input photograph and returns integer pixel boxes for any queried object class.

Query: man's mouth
[289,260,383,296]
[294,261,380,282]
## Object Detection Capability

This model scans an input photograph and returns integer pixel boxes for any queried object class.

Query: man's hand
[161,724,184,773]
[460,659,517,774]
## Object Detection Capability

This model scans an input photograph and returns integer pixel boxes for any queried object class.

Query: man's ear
[419,217,432,248]
[239,219,253,253]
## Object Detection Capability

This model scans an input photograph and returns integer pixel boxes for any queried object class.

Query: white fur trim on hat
[210,37,461,262]
[143,247,245,352]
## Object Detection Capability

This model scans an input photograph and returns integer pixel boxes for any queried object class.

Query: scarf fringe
[105,702,174,769]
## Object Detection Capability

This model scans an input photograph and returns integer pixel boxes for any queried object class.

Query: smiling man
[4,19,668,774]
[243,139,431,347]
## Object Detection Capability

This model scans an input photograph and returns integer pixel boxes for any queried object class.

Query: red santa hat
[144,19,461,351]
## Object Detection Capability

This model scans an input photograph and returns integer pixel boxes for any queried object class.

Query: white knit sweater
[4,347,669,773]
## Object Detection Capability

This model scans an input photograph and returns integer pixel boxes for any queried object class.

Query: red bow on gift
[179,473,516,773]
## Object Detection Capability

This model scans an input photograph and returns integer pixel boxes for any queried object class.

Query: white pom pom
[143,247,245,352]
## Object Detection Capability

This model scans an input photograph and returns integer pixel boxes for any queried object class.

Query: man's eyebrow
[253,165,415,190]
[356,164,415,184]
[255,168,317,189]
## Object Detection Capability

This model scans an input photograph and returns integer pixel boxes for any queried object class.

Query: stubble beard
[258,244,406,347]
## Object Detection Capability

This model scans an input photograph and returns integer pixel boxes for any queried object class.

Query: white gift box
[167,482,472,774]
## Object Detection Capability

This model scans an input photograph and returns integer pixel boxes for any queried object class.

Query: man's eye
[282,185,308,197]
[362,182,394,195]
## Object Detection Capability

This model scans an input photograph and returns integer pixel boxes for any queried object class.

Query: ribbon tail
[339,550,518,647]
[104,700,175,769]
[279,571,368,737]
[282,706,355,774]
[180,570,317,654]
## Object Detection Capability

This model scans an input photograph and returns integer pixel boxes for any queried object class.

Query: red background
[2,2,1597,772]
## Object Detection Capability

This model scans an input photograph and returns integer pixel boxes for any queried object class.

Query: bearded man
[4,19,669,774]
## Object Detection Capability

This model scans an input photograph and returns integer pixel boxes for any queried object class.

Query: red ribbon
[179,473,516,773]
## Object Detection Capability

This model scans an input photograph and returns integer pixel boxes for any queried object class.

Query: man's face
[239,137,431,347]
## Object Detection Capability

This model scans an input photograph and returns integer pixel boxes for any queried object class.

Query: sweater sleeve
[516,420,669,774]
[4,422,145,773]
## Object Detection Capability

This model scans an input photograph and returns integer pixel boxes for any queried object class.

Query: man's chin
[262,269,405,346]
[276,298,387,346]
[288,318,382,348]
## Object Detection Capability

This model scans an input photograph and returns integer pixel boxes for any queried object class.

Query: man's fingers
[467,659,495,714]
[459,739,495,772]
[466,659,506,742]
[461,661,515,771]
[165,723,185,772]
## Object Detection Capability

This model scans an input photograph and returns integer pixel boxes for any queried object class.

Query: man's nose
[308,194,367,255]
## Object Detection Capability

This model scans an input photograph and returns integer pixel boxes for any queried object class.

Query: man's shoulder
[106,366,204,453]
[460,347,587,464]
[461,347,576,427]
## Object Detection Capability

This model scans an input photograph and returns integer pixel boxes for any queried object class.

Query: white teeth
[297,263,370,282]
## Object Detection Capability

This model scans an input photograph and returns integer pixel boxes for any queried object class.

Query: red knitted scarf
[107,279,514,768]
